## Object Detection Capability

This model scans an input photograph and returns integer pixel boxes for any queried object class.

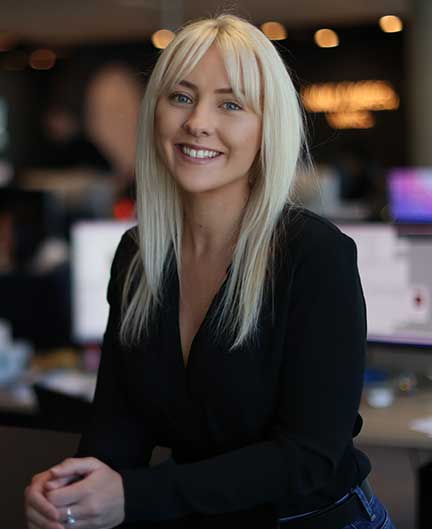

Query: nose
[182,102,214,137]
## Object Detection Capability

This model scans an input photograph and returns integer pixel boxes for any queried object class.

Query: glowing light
[326,111,375,129]
[29,49,56,70]
[113,198,135,220]
[260,21,287,41]
[379,15,403,33]
[301,80,399,113]
[314,29,339,48]
[151,29,175,49]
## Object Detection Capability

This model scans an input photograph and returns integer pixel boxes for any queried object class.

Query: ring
[66,506,77,525]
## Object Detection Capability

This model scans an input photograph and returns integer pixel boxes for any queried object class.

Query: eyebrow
[178,80,233,94]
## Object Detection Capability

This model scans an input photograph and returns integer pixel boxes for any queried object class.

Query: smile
[175,144,223,163]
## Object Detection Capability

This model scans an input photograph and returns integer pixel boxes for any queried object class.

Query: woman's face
[154,44,262,196]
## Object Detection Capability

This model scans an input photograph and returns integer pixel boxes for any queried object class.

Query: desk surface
[0,426,80,528]
[358,390,432,449]
[1,379,432,449]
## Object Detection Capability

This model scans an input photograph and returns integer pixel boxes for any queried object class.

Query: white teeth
[180,145,220,159]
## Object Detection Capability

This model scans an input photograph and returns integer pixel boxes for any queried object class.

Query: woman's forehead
[159,40,262,112]
[173,46,230,85]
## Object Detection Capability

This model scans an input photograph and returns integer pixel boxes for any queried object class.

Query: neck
[181,184,250,260]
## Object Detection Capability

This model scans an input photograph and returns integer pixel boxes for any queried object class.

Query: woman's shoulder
[111,224,139,280]
[116,225,139,258]
[276,205,356,261]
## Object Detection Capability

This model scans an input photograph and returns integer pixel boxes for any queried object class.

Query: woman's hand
[43,457,125,529]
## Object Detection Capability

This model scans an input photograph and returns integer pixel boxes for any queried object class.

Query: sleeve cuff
[118,459,181,523]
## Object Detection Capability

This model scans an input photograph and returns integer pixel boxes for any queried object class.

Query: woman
[24,14,396,529]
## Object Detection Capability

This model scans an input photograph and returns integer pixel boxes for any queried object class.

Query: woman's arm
[25,231,155,529]
[75,230,155,469]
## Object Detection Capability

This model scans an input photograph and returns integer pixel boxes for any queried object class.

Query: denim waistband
[278,490,351,523]
[279,479,375,528]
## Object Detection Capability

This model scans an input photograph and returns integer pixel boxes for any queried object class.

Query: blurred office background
[0,1,431,528]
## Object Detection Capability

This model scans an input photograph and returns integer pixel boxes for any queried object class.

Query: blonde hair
[120,13,310,350]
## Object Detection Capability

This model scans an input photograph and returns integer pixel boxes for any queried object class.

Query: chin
[170,170,220,193]
[176,180,224,195]
[171,168,249,197]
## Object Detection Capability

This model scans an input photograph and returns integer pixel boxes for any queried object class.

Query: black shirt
[76,207,371,528]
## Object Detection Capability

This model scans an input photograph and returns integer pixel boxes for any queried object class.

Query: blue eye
[170,93,192,104]
[223,101,242,111]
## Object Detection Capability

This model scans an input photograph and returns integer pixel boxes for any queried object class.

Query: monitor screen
[387,167,432,223]
[337,222,432,347]
[71,220,135,344]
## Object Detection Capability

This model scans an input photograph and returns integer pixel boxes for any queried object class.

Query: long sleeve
[75,232,155,470]
[117,230,368,523]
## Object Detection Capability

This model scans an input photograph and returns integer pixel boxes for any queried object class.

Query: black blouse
[75,207,371,529]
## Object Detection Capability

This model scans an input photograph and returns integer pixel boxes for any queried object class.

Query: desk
[2,375,432,441]
[0,368,96,429]
[358,389,432,449]
[357,391,432,529]
[0,426,80,529]
[0,383,36,413]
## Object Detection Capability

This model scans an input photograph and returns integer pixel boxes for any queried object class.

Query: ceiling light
[314,29,339,48]
[151,29,175,49]
[29,49,56,70]
[260,22,287,41]
[302,80,399,112]
[379,15,403,33]
[326,111,375,129]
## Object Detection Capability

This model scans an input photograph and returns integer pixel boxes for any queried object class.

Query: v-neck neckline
[173,259,232,373]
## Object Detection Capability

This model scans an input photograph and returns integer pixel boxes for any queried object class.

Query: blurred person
[84,64,144,201]
[24,14,396,529]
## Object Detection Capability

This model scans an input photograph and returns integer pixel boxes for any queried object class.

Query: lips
[174,143,224,163]
[176,143,224,155]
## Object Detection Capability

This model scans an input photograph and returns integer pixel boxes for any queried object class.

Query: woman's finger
[46,476,90,508]
[56,503,93,527]
[26,505,65,529]
[25,486,60,522]
[44,475,82,491]
[53,507,89,529]
[50,457,101,478]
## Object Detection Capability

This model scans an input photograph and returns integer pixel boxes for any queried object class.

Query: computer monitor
[387,167,432,224]
[337,222,432,348]
[71,220,135,344]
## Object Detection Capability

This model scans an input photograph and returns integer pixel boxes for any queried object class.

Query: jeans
[343,484,396,529]
[278,484,396,529]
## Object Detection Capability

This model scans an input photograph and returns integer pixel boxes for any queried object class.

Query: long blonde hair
[120,13,310,350]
